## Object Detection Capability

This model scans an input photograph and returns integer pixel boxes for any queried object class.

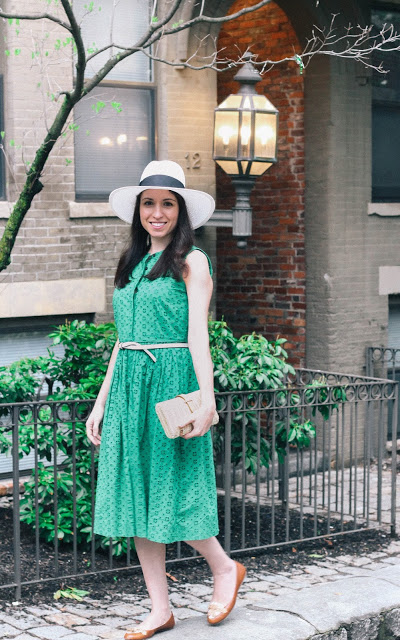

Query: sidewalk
[1,464,400,640]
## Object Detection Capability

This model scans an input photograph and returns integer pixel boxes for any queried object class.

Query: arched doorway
[216,0,306,365]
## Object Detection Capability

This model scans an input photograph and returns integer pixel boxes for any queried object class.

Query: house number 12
[184,153,201,169]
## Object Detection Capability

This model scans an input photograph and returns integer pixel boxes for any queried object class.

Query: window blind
[74,0,152,82]
[74,85,154,199]
[0,330,64,367]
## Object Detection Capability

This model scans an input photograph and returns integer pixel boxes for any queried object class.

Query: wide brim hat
[109,160,215,229]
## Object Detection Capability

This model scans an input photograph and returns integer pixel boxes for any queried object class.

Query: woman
[86,160,246,639]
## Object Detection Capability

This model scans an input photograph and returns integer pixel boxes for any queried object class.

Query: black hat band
[139,174,185,189]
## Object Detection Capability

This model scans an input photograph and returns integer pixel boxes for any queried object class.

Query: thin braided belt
[118,341,189,363]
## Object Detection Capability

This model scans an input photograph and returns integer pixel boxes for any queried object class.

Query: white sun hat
[109,160,215,229]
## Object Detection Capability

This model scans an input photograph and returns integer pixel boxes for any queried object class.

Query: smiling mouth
[150,222,167,228]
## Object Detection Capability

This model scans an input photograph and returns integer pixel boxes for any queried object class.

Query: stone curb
[310,606,400,640]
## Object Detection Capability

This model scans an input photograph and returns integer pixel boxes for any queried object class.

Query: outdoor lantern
[213,54,279,246]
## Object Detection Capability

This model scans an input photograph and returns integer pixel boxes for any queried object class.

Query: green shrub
[209,318,319,472]
[0,356,49,406]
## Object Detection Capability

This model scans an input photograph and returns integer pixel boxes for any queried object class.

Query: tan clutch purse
[155,390,219,439]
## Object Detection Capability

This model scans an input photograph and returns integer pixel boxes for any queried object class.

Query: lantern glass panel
[216,160,240,175]
[214,110,239,158]
[241,161,249,174]
[239,110,252,158]
[219,95,242,109]
[253,95,277,111]
[249,161,272,176]
[254,112,277,159]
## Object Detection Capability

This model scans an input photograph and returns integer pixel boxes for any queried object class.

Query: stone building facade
[0,0,400,381]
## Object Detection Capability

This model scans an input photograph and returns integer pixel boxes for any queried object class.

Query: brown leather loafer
[207,561,247,625]
[124,612,175,640]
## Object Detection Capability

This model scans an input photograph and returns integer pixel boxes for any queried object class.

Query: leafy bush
[46,319,117,399]
[0,356,49,406]
[209,318,320,472]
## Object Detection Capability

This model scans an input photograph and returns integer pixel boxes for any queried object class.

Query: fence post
[12,404,21,601]
[365,347,372,377]
[391,382,398,537]
[224,394,232,555]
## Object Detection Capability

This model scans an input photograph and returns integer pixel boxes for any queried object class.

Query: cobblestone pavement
[1,462,399,639]
[1,539,400,640]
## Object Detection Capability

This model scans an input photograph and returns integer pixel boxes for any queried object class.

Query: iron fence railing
[0,367,397,600]
[366,346,400,439]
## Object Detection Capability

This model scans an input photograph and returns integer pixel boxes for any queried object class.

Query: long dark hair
[114,190,195,288]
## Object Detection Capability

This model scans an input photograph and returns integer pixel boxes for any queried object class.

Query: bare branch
[285,16,400,74]
[83,0,273,83]
[59,0,86,101]
[92,0,273,67]
[0,10,72,32]
[145,0,273,47]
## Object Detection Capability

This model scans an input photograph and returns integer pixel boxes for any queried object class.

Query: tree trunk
[0,95,74,272]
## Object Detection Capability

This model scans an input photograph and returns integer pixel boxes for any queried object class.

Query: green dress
[93,246,219,543]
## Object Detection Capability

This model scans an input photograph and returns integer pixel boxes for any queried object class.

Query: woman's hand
[180,405,216,440]
[86,404,104,446]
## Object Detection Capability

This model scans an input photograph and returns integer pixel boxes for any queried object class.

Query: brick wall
[215,0,306,365]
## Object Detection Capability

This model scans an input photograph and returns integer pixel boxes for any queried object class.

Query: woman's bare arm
[86,338,119,445]
[180,250,216,439]
[95,338,120,409]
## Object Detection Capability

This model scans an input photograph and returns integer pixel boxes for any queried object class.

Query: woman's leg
[184,537,239,605]
[133,537,172,629]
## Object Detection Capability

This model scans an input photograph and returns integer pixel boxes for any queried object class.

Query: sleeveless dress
[93,245,219,543]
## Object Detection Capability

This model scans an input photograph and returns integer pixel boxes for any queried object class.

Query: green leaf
[151,16,159,23]
[91,100,105,114]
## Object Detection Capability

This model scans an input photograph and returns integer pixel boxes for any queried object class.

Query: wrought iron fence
[0,367,397,600]
[366,346,400,439]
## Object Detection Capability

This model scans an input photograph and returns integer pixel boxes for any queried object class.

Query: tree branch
[0,95,75,270]
[59,0,86,101]
[0,10,72,32]
[145,0,273,48]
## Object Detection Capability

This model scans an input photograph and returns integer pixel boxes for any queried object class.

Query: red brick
[216,1,305,368]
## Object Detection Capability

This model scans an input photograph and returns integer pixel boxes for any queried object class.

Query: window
[73,0,155,201]
[372,6,400,202]
[0,75,5,200]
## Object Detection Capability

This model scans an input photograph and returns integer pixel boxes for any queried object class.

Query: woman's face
[139,189,179,242]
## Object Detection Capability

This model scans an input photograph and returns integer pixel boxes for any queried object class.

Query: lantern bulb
[218,125,234,146]
[257,125,274,146]
[240,125,251,146]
